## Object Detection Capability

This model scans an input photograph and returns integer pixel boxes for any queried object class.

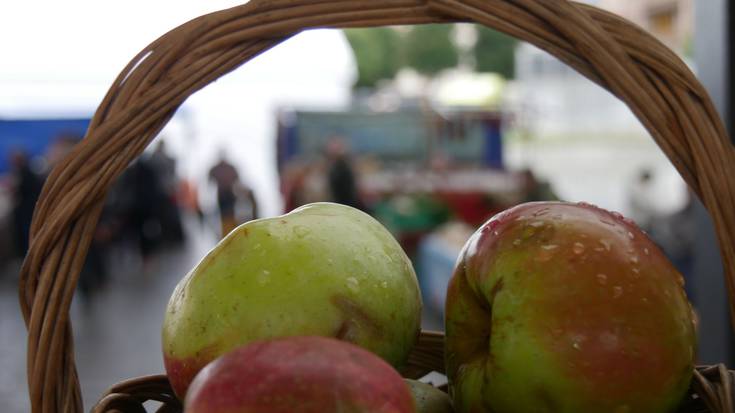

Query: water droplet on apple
[644,248,650,255]
[493,230,499,236]
[535,245,558,262]
[346,277,360,292]
[599,239,612,251]
[599,216,616,226]
[529,221,544,228]
[627,231,634,239]
[293,225,310,238]
[381,281,388,289]
[257,270,271,284]
[570,334,585,350]
[572,242,585,255]
[596,273,608,285]
[513,239,522,246]
[613,286,623,298]
[521,226,536,240]
[630,255,639,264]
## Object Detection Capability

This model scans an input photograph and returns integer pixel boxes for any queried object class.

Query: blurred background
[0,0,731,411]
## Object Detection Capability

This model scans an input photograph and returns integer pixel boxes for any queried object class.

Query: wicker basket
[18,0,735,412]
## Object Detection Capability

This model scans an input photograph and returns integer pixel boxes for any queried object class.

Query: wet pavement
[0,217,219,412]
[0,216,443,412]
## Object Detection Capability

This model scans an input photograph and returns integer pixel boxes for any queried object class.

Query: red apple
[184,336,416,413]
[445,202,697,413]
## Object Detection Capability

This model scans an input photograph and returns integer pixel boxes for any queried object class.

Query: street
[0,216,217,412]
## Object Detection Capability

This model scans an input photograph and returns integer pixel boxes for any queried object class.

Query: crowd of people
[3,133,698,307]
[3,138,187,302]
[2,137,261,305]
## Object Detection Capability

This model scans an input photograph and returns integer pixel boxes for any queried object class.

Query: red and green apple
[445,202,697,413]
[184,336,415,413]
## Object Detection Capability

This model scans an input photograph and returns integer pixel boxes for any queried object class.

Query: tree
[474,26,517,79]
[344,28,401,88]
[403,24,459,75]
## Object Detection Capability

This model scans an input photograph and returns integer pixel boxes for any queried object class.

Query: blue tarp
[0,118,90,174]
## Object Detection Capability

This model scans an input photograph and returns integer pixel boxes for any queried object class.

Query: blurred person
[628,168,657,233]
[235,181,259,224]
[150,141,177,193]
[123,156,168,267]
[325,136,365,211]
[150,141,184,244]
[281,162,307,212]
[209,152,258,237]
[649,188,697,299]
[178,178,205,222]
[520,168,559,203]
[282,161,335,212]
[8,150,42,257]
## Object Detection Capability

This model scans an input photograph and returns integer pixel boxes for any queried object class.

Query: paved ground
[0,217,218,412]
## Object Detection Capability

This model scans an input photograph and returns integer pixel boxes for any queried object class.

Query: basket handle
[20,1,735,412]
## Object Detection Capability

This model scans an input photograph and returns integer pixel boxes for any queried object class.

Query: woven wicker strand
[18,1,735,412]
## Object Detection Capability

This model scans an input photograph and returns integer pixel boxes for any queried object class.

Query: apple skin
[405,379,454,413]
[445,202,697,413]
[184,336,416,413]
[163,202,422,399]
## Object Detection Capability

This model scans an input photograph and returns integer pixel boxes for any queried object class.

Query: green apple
[405,379,454,413]
[445,202,696,413]
[185,336,416,413]
[162,202,422,399]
